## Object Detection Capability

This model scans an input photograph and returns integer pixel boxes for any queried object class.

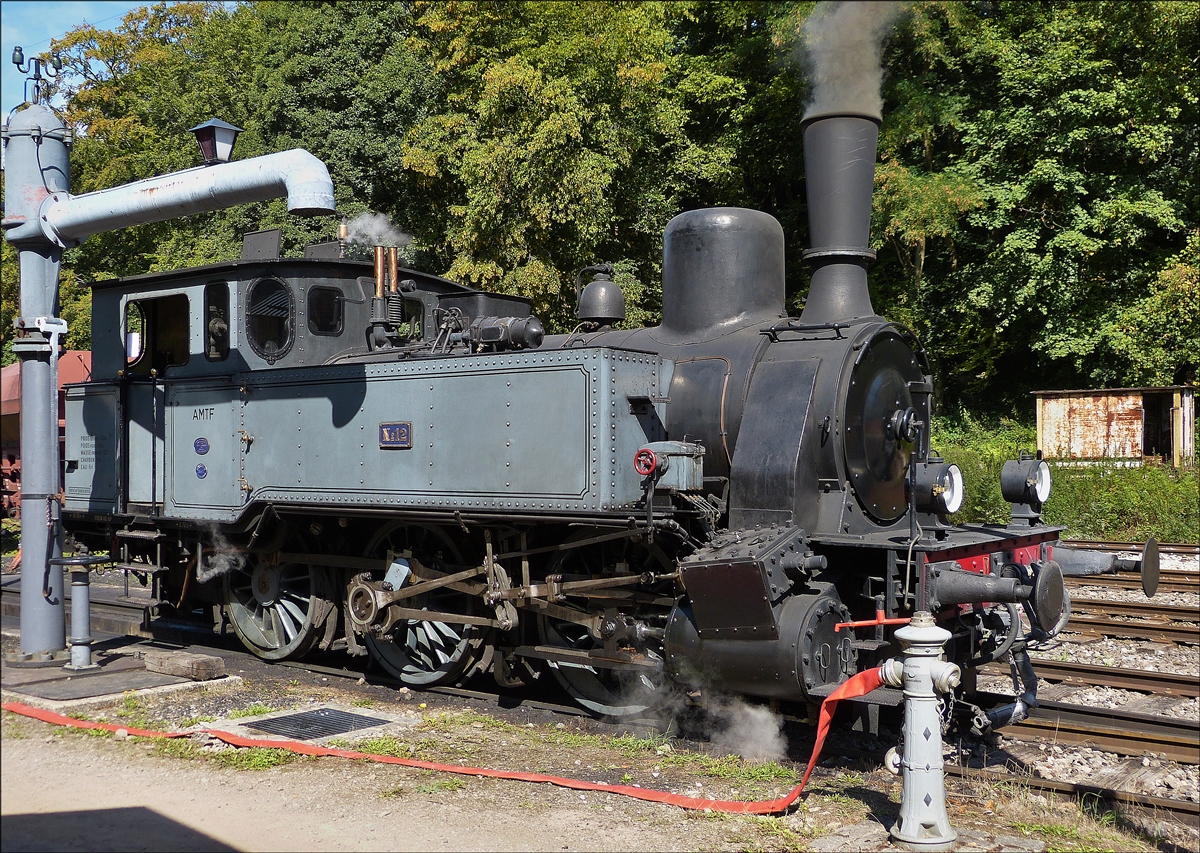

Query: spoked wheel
[223,559,328,661]
[536,537,672,717]
[362,523,488,687]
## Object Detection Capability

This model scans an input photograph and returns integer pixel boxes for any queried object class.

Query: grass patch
[154,737,204,761]
[345,735,412,757]
[1,710,28,738]
[1012,822,1082,839]
[227,702,275,719]
[413,777,466,795]
[350,697,374,708]
[653,750,799,790]
[211,746,299,771]
[609,732,673,755]
[179,715,216,728]
[932,410,1199,542]
[105,693,166,732]
[415,709,517,734]
[739,815,806,846]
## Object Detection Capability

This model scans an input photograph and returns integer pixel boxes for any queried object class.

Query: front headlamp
[912,460,965,516]
[1001,455,1052,507]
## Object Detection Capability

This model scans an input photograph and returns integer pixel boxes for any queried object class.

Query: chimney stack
[798,113,881,325]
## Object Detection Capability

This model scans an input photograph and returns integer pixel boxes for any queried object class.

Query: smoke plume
[654,687,789,764]
[345,212,413,249]
[708,695,788,763]
[800,0,906,120]
[195,524,245,584]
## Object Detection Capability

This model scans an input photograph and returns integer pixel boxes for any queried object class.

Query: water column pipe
[2,104,71,663]
[880,611,961,851]
[1,102,336,664]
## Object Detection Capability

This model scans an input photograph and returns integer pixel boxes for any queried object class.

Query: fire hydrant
[881,611,960,851]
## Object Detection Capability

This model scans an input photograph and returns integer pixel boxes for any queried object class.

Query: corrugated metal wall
[1035,387,1196,465]
[1038,391,1143,459]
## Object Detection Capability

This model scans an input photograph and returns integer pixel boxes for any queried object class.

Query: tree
[395,1,699,329]
[22,0,1196,413]
[873,2,1199,412]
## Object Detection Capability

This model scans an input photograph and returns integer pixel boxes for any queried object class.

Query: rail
[1008,658,1200,697]
[1062,539,1200,557]
[979,692,1199,765]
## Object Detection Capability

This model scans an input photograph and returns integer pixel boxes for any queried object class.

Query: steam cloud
[708,696,788,763]
[345,212,413,249]
[195,524,245,584]
[801,0,906,119]
[653,687,789,764]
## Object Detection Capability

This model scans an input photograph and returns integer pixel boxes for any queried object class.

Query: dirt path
[2,728,712,852]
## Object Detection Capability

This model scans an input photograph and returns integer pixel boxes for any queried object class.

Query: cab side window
[204,282,230,361]
[124,294,189,376]
[245,277,294,363]
[307,286,343,336]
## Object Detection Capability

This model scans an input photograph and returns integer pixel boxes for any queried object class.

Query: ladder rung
[115,529,166,541]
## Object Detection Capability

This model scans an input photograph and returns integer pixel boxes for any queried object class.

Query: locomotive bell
[576,270,625,326]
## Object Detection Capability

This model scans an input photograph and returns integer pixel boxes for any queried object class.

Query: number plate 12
[378,422,413,449]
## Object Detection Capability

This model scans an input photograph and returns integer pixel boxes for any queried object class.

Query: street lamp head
[188,118,243,165]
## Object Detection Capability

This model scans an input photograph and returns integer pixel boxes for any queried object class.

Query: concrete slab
[10,668,189,700]
[1,674,243,715]
[203,702,421,746]
[1,649,146,688]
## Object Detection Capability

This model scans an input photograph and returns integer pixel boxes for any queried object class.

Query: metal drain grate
[242,708,389,740]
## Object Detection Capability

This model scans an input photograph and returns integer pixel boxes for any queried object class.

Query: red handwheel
[633,448,657,476]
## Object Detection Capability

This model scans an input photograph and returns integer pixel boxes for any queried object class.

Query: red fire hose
[3,668,884,815]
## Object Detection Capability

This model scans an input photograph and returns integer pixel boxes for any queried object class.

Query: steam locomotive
[60,111,1069,725]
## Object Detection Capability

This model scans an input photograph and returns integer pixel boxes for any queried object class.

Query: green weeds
[179,715,216,728]
[154,737,204,761]
[413,776,466,794]
[211,746,299,770]
[932,411,1198,542]
[227,702,275,719]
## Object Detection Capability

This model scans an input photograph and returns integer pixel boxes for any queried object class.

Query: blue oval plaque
[194,437,210,455]
[195,464,208,479]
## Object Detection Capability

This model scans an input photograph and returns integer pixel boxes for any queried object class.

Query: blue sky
[1,1,158,115]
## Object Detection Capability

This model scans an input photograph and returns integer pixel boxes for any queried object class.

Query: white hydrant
[881,611,960,851]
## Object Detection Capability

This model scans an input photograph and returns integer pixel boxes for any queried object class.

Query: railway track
[945,764,1200,831]
[978,692,1199,765]
[1063,539,1200,558]
[6,576,1198,833]
[0,575,157,638]
[1061,613,1200,645]
[1070,599,1200,620]
[1065,571,1199,595]
[1061,595,1200,644]
[1012,658,1200,698]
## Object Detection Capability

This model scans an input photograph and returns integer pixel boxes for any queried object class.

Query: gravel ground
[970,549,1200,819]
[4,546,1197,851]
[1028,634,1200,677]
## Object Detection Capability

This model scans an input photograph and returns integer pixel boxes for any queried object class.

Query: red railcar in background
[0,351,91,518]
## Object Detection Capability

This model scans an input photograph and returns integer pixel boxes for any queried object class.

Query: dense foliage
[3,0,1197,419]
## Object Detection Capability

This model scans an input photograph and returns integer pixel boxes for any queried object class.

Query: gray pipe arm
[39,148,335,247]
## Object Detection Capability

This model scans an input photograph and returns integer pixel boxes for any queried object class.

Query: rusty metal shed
[1033,386,1196,466]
